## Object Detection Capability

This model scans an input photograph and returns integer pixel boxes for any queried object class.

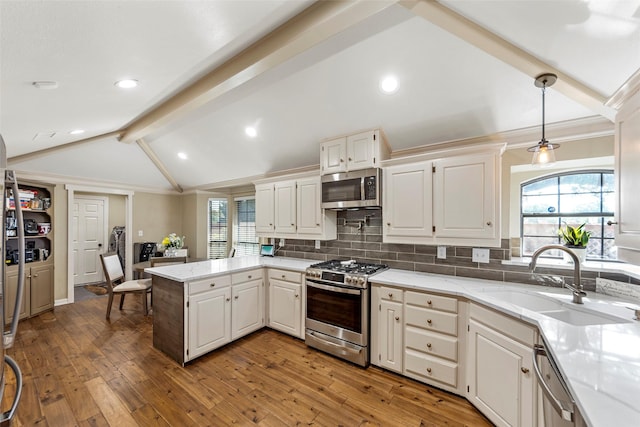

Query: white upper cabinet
[384,161,434,239]
[254,174,336,240]
[320,129,389,174]
[320,137,347,174]
[274,180,297,234]
[615,88,640,263]
[255,183,275,234]
[382,145,503,247]
[433,152,498,242]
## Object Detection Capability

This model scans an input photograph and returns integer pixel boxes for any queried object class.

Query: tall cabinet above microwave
[320,129,390,174]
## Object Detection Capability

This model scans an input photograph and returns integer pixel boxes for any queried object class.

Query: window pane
[603,192,615,213]
[522,236,560,257]
[522,177,558,196]
[559,193,601,213]
[208,198,228,259]
[234,197,258,257]
[603,173,615,192]
[522,194,558,214]
[522,217,560,237]
[560,173,601,194]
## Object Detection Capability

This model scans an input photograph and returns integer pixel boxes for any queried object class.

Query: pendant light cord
[541,83,547,143]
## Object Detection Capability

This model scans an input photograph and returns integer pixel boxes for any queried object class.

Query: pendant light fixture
[527,73,559,166]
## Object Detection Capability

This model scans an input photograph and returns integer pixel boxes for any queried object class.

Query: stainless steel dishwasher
[533,343,587,427]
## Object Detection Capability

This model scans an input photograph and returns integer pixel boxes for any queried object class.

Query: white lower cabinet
[267,269,303,339]
[373,286,404,373]
[187,275,232,360]
[467,303,537,427]
[231,269,265,340]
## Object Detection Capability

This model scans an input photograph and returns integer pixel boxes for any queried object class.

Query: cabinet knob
[427,319,432,324]
[234,295,239,300]
[210,283,215,287]
[427,343,432,348]
[33,273,38,278]
[388,293,393,299]
[282,275,286,279]
[291,223,294,226]
[427,300,432,305]
[295,294,299,298]
[340,159,344,163]
[226,297,230,302]
[248,275,252,279]
[387,222,391,226]
[348,157,352,161]
[486,221,492,226]
[426,367,432,373]
[395,316,399,321]
[27,275,32,279]
[521,367,530,374]
[316,223,320,226]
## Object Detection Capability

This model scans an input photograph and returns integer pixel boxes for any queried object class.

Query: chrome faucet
[529,244,586,304]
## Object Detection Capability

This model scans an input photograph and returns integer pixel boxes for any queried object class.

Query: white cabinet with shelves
[254,175,336,240]
[467,303,537,427]
[382,146,503,247]
[267,268,303,339]
[231,269,264,340]
[320,129,389,174]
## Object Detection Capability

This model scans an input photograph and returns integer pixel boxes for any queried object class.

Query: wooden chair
[100,253,152,320]
[149,256,187,267]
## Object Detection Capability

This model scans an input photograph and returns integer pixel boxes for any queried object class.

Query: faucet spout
[529,244,585,304]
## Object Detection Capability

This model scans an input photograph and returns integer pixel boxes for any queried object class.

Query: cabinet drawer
[405,305,457,336]
[231,269,263,284]
[405,349,458,387]
[405,326,458,362]
[379,286,403,303]
[269,269,302,284]
[189,275,231,295]
[405,290,457,313]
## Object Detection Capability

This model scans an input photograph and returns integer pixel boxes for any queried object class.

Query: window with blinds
[208,198,228,259]
[234,197,259,256]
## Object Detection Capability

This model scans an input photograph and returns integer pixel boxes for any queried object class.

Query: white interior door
[73,196,107,285]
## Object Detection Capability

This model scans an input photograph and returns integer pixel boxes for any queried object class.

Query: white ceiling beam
[400,0,616,121]
[118,0,399,143]
[136,138,183,193]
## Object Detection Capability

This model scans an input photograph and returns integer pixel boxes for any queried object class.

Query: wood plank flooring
[2,295,493,426]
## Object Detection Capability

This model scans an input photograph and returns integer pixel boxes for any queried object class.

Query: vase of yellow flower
[162,233,184,257]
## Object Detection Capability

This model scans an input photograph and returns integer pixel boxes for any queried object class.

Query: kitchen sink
[481,289,631,326]
[538,309,629,326]
[481,290,564,311]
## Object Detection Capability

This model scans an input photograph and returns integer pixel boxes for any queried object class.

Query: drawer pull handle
[426,343,432,349]
[427,300,432,305]
[427,319,432,324]
[426,367,432,373]
[521,367,530,374]
[395,316,400,321]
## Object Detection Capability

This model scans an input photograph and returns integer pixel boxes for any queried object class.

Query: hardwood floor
[2,295,493,426]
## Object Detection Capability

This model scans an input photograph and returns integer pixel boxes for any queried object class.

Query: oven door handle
[306,280,362,295]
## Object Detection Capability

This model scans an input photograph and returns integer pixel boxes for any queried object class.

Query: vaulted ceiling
[1,1,638,193]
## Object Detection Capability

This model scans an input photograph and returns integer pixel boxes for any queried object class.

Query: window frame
[233,196,259,256]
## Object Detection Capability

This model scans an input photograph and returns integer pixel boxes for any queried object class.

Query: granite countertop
[146,257,640,426]
[371,269,640,427]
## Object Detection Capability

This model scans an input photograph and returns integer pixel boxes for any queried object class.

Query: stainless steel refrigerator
[0,135,25,425]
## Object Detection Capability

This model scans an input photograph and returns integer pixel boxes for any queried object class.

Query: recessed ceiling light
[69,129,85,135]
[380,75,399,94]
[177,152,188,160]
[32,81,59,90]
[245,126,257,138]
[115,79,139,89]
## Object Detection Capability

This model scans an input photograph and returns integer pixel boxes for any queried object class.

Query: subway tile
[414,263,455,276]
[455,247,473,258]
[380,243,415,253]
[502,239,511,249]
[415,245,437,255]
[352,241,381,250]
[385,260,415,271]
[489,249,507,260]
[397,252,434,263]
[325,240,352,248]
[365,251,397,261]
[339,248,367,258]
[456,267,504,282]
[365,234,383,243]
[436,256,476,268]
[338,233,367,242]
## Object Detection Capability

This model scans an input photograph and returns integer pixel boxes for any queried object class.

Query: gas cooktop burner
[309,259,388,276]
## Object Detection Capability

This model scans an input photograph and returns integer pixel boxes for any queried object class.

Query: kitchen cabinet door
[614,89,640,263]
[255,183,275,234]
[30,263,54,316]
[274,180,296,234]
[377,298,404,373]
[231,278,264,340]
[188,287,231,360]
[433,152,499,243]
[268,278,301,338]
[347,130,378,171]
[296,176,322,236]
[383,161,433,240]
[4,269,29,323]
[320,137,347,174]
[467,318,535,427]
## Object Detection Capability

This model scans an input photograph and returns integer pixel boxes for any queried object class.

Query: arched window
[520,170,615,260]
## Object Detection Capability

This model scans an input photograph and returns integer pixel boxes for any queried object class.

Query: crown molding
[606,67,640,110]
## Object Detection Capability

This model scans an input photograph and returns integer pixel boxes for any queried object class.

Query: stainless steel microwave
[321,168,381,209]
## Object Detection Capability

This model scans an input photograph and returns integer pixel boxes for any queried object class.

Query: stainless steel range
[305,259,388,367]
